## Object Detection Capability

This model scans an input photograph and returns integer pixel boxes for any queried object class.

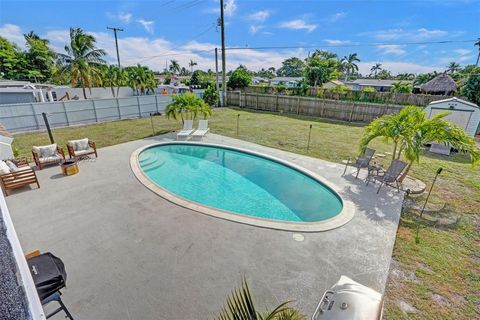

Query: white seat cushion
[0,160,10,175]
[74,148,95,156]
[39,154,63,163]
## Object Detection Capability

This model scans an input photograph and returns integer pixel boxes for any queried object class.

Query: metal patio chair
[367,159,408,194]
[342,147,376,179]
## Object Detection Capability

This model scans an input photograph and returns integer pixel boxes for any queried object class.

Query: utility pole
[107,27,123,67]
[219,0,227,107]
[215,48,220,93]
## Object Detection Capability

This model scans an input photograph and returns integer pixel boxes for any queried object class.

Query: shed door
[430,108,471,130]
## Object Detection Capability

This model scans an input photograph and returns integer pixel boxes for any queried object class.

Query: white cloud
[328,12,346,22]
[0,24,26,48]
[249,25,264,35]
[365,28,450,41]
[137,19,154,34]
[324,39,352,46]
[224,0,237,17]
[246,10,271,22]
[454,49,471,56]
[279,19,317,32]
[377,45,406,56]
[118,12,133,24]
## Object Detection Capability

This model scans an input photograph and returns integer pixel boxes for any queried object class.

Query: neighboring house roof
[344,79,413,86]
[252,77,269,82]
[270,77,303,82]
[428,97,479,109]
[420,74,457,94]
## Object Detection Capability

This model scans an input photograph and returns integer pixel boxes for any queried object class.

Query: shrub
[461,75,480,106]
[227,68,252,89]
[362,86,376,93]
[202,85,219,107]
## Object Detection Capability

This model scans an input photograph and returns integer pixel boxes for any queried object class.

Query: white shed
[424,97,480,137]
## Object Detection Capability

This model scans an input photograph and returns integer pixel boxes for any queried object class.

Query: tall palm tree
[127,64,156,95]
[359,106,479,181]
[188,59,198,72]
[341,53,360,81]
[58,28,106,99]
[446,61,461,74]
[474,38,480,67]
[169,59,180,75]
[100,64,120,97]
[370,63,382,78]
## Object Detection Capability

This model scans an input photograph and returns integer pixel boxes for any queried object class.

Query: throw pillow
[5,160,19,172]
[0,160,10,174]
[38,144,57,158]
[74,138,89,151]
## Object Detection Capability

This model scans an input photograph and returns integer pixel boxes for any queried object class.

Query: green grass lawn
[12,108,480,319]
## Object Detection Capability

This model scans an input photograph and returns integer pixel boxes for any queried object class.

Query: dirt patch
[429,293,450,307]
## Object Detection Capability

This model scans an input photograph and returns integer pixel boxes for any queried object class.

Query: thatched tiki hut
[420,73,457,95]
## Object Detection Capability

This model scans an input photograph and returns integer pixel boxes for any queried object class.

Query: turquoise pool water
[138,144,343,223]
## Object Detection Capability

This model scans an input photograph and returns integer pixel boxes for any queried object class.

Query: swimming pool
[131,142,353,231]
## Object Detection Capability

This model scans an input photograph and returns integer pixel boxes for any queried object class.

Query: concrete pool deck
[6,133,403,319]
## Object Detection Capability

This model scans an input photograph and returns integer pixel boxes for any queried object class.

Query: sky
[0,0,479,75]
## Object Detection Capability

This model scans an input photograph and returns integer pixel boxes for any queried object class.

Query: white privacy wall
[0,94,172,133]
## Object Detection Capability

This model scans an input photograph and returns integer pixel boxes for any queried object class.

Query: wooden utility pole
[107,27,123,67]
[220,0,227,107]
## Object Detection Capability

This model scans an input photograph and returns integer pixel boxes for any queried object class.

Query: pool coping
[130,141,355,232]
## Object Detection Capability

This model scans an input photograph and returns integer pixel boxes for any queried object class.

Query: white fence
[0,94,172,133]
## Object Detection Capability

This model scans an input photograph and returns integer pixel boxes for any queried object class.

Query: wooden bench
[0,159,40,196]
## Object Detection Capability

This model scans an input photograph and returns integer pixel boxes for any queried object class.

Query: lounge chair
[366,159,408,193]
[67,138,97,160]
[342,148,376,178]
[176,120,194,140]
[0,158,40,196]
[192,120,210,140]
[32,143,65,170]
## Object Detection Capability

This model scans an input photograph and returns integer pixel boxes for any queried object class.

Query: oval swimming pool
[132,143,352,231]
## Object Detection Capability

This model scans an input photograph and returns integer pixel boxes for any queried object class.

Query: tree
[391,81,412,93]
[99,64,120,97]
[188,59,197,72]
[340,53,360,81]
[24,31,56,82]
[304,50,340,88]
[475,38,480,67]
[125,64,156,95]
[277,57,305,77]
[215,278,305,320]
[169,60,180,74]
[370,63,382,78]
[58,28,106,99]
[359,106,479,182]
[256,68,276,79]
[165,92,212,123]
[396,73,415,80]
[179,67,190,76]
[202,85,219,107]
[446,61,461,74]
[414,72,437,86]
[0,37,26,80]
[461,74,480,105]
[376,69,393,80]
[227,67,252,89]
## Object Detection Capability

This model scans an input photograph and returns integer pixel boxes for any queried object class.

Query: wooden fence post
[296,96,300,115]
[348,103,356,122]
[256,93,259,110]
[92,100,98,122]
[275,95,279,112]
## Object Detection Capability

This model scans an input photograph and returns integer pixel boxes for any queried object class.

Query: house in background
[343,79,415,92]
[420,73,457,95]
[252,77,269,85]
[322,80,344,89]
[269,77,303,88]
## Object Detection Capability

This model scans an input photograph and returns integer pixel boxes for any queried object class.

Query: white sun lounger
[192,120,210,139]
[176,120,194,140]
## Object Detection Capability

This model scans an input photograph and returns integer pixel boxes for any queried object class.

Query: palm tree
[169,59,180,75]
[341,53,360,81]
[475,38,480,67]
[100,65,120,97]
[370,63,382,78]
[188,59,197,72]
[359,106,479,181]
[165,92,212,123]
[446,62,461,74]
[58,28,106,99]
[126,64,156,95]
[215,278,304,320]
